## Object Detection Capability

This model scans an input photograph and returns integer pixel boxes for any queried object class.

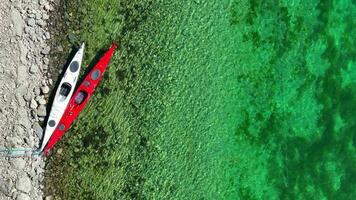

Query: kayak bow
[39,43,85,152]
[44,43,117,153]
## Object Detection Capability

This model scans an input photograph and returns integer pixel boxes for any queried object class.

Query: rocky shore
[0,0,55,199]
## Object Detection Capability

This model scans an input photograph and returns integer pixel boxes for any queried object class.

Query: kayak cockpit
[58,82,72,101]
[74,91,88,105]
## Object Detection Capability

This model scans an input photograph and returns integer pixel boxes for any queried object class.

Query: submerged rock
[45,195,54,200]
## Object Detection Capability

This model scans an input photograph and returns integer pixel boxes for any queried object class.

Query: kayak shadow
[39,45,81,150]
[78,47,107,85]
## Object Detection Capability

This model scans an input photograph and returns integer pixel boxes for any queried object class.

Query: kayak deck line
[43,43,117,154]
[39,43,85,152]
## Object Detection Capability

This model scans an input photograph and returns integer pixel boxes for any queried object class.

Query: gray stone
[33,87,40,96]
[14,126,25,136]
[41,86,49,94]
[43,58,49,65]
[42,13,49,20]
[38,0,46,6]
[35,57,43,66]
[12,0,22,9]
[0,179,13,196]
[57,148,63,155]
[41,46,50,55]
[16,93,26,107]
[18,62,27,79]
[27,18,35,27]
[24,26,30,33]
[44,3,52,11]
[28,13,35,18]
[30,99,38,109]
[29,65,38,73]
[23,92,32,102]
[24,137,34,147]
[16,193,31,200]
[37,105,46,117]
[31,110,37,119]
[35,12,42,20]
[28,29,36,40]
[11,8,24,36]
[16,174,32,193]
[42,64,48,70]
[7,136,21,146]
[18,107,31,129]
[17,85,28,95]
[38,98,46,105]
[44,31,50,39]
[35,95,41,101]
[36,19,45,27]
[10,158,26,170]
[32,122,43,138]
[56,45,63,52]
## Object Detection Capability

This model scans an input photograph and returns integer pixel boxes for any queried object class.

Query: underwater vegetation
[46,0,355,199]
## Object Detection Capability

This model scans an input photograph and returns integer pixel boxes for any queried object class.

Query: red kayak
[44,43,117,153]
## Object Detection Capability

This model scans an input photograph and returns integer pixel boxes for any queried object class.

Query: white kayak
[39,43,85,152]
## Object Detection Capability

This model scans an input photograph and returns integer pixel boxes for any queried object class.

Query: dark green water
[47,0,356,199]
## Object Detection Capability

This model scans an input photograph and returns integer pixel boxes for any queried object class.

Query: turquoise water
[47,0,356,199]
[144,0,356,199]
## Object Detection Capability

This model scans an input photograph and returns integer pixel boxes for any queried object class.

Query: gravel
[0,0,51,199]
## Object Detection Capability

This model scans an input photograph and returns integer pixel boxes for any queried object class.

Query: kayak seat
[74,91,88,105]
[59,82,72,98]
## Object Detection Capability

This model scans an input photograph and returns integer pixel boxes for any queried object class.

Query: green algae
[46,0,356,199]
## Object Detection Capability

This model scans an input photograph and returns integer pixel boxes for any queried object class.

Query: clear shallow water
[145,1,356,199]
[47,0,356,199]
